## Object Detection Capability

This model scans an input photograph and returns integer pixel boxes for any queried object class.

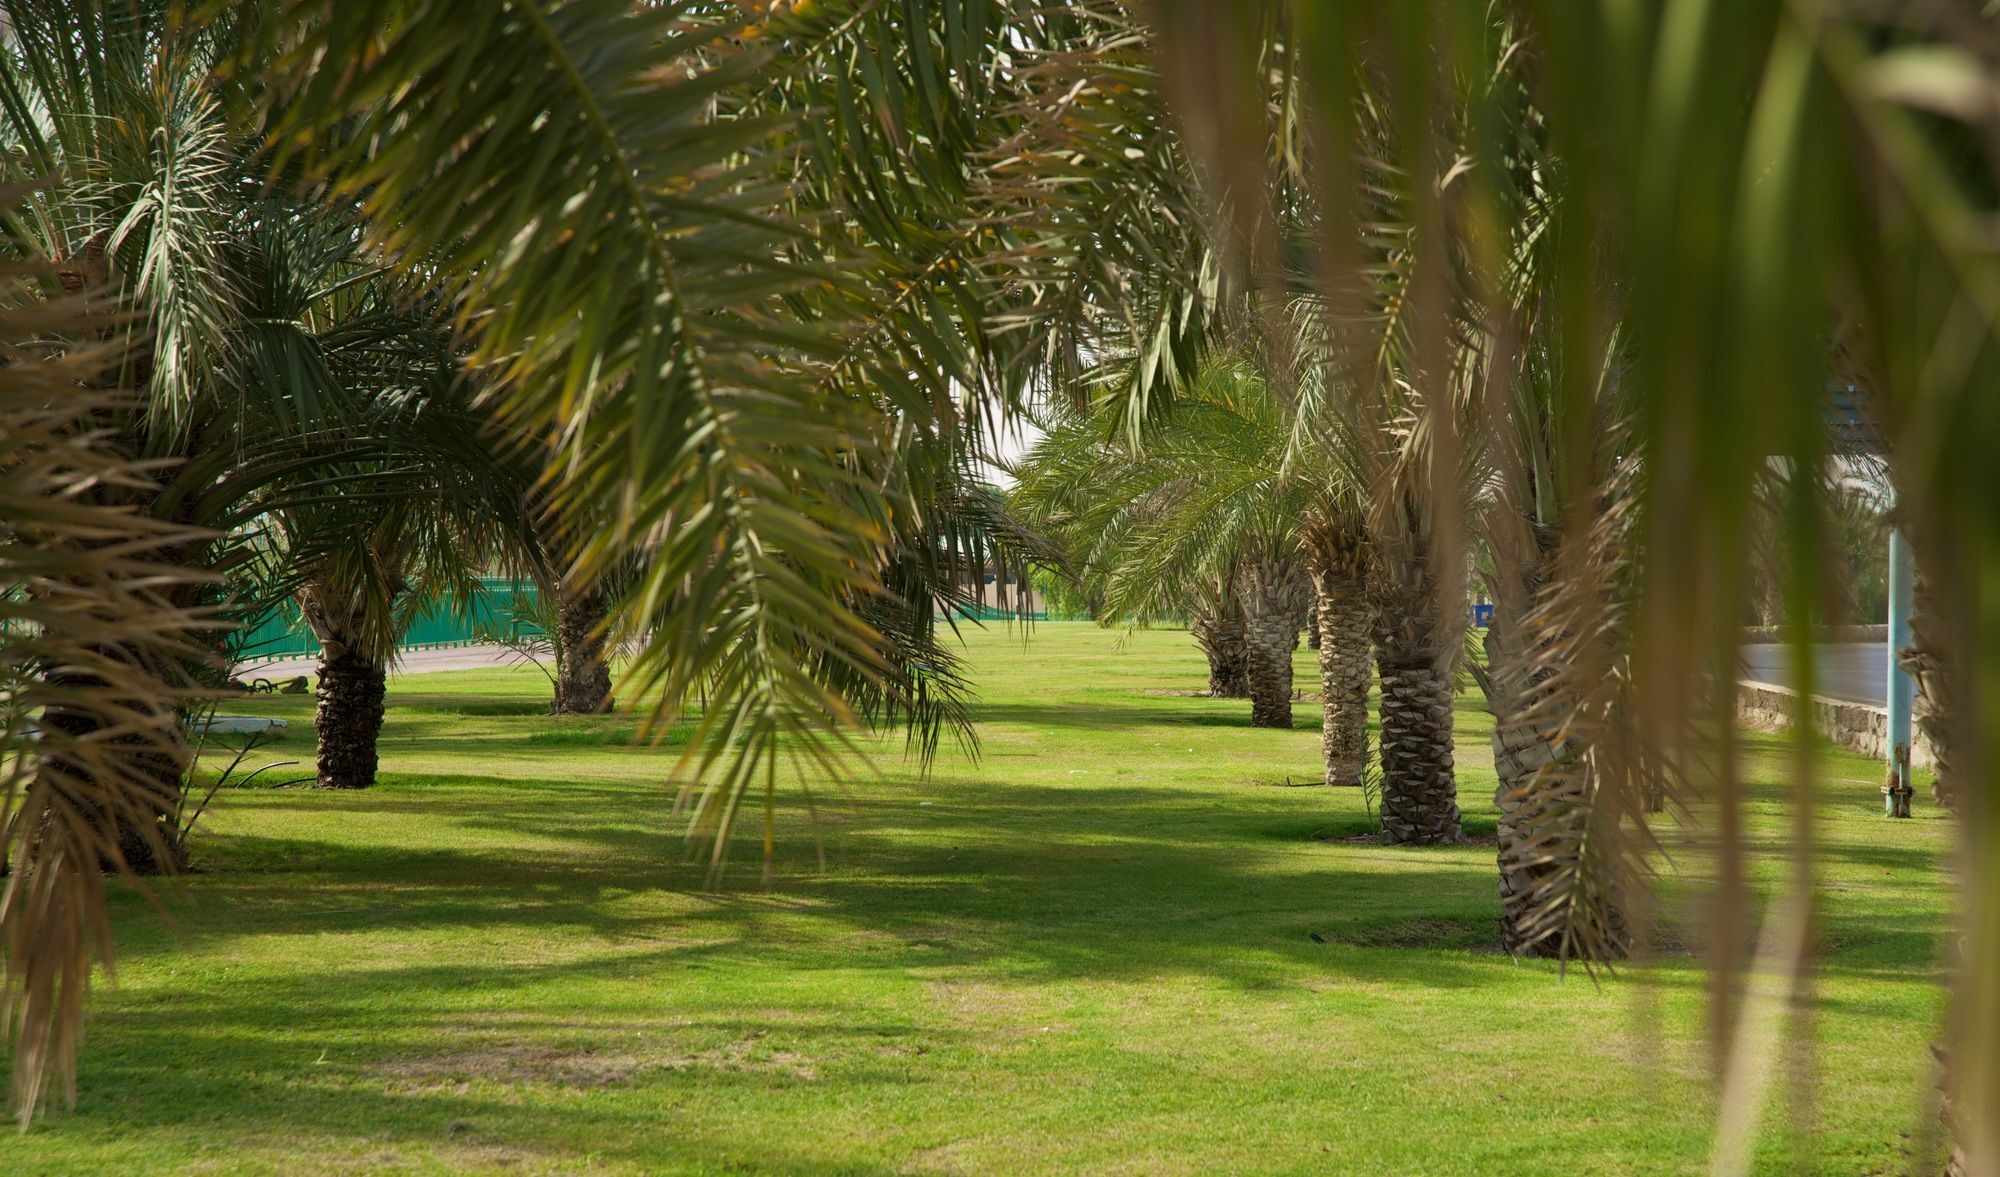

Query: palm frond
[0,254,213,1123]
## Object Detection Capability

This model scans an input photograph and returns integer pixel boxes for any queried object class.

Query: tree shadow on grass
[92,673,1953,1171]
[143,769,1530,989]
[56,973,931,1174]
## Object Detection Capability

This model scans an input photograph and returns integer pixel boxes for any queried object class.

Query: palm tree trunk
[1897,546,1969,1173]
[1901,569,1956,811]
[1239,554,1304,728]
[1305,515,1370,786]
[1369,520,1461,844]
[1374,657,1458,842]
[37,675,188,874]
[552,585,615,715]
[1484,522,1567,952]
[1189,577,1250,697]
[315,641,387,789]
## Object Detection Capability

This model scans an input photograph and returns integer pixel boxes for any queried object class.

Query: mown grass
[5,623,1955,1174]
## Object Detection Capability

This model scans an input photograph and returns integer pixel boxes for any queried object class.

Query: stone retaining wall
[1736,679,1933,768]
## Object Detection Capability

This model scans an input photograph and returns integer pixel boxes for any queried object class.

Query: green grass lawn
[6,623,1955,1174]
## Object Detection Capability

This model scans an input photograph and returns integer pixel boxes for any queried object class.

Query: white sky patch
[975,406,1045,489]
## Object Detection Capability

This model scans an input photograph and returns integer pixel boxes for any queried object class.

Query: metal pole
[1885,525,1915,817]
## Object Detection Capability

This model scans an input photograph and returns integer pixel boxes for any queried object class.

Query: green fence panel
[949,604,1098,622]
[236,578,543,664]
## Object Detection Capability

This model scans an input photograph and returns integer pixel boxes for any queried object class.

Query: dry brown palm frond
[1499,469,1681,970]
[0,256,214,1123]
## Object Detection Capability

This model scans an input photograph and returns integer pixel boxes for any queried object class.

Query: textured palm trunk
[1239,554,1305,728]
[1369,521,1461,844]
[1897,556,1969,1173]
[1305,516,1370,786]
[1374,657,1458,841]
[37,678,188,874]
[30,515,203,874]
[315,641,388,789]
[1900,570,1956,811]
[552,586,615,715]
[1483,524,1571,954]
[1189,598,1250,697]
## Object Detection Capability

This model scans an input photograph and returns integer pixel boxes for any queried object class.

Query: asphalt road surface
[1738,642,1889,707]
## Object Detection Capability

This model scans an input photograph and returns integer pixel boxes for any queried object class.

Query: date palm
[283,431,533,790]
[1149,0,2000,1163]
[1013,355,1321,729]
[0,3,484,862]
[260,1,2000,1162]
[1008,409,1256,698]
[7,0,2000,1163]
[1187,570,1251,698]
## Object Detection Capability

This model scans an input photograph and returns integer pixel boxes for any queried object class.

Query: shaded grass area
[6,624,1955,1174]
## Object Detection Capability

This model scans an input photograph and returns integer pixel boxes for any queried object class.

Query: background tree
[284,438,531,791]
[1150,0,2000,1162]
[0,3,473,862]
[8,1,2000,1161]
[1187,570,1250,698]
[1013,355,1318,729]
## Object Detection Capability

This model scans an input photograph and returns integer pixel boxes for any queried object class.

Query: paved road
[1738,642,1889,707]
[236,643,547,682]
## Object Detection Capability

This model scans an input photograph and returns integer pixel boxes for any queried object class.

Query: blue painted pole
[1885,525,1915,816]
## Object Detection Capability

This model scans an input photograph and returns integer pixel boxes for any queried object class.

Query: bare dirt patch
[373,1034,819,1090]
[1309,828,1498,848]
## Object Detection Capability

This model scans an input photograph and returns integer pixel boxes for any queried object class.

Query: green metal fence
[949,604,1100,622]
[236,577,543,663]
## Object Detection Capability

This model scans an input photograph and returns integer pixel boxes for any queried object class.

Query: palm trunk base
[1494,727,1558,953]
[1315,583,1370,787]
[1191,606,1249,698]
[1376,663,1459,844]
[316,651,387,789]
[1241,557,1304,729]
[1209,661,1250,698]
[1199,632,1249,698]
[37,698,187,874]
[1245,625,1294,728]
[552,590,615,715]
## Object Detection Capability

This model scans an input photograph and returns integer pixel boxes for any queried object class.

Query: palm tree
[214,201,539,790]
[0,252,216,1120]
[1296,130,1485,843]
[1012,355,1318,728]
[286,447,530,790]
[1009,413,1249,694]
[1302,511,1371,786]
[10,0,2000,1158]
[1147,0,2000,1162]
[1187,570,1250,698]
